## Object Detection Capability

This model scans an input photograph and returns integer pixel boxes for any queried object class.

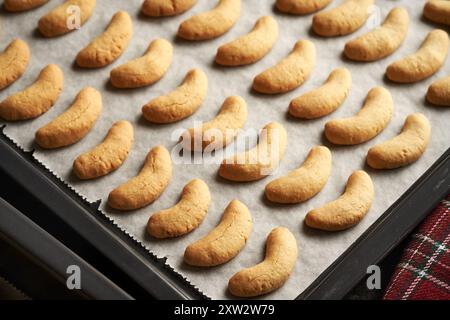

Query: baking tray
[1,125,449,300]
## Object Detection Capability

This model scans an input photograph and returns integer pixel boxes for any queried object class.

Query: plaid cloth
[383,195,450,300]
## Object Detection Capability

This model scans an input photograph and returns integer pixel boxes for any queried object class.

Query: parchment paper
[1,0,449,300]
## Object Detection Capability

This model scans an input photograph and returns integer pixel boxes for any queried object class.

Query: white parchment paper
[1,0,449,299]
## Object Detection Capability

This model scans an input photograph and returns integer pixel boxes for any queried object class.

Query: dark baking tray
[0,126,449,300]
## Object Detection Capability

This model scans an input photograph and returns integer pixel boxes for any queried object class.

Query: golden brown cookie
[35,87,102,149]
[73,120,134,179]
[276,0,332,15]
[147,179,211,239]
[184,199,252,267]
[305,170,374,231]
[108,145,172,211]
[228,227,297,297]
[76,11,132,68]
[0,64,63,121]
[427,75,450,106]
[141,0,197,17]
[424,0,450,26]
[0,39,30,90]
[367,113,431,169]
[142,68,207,123]
[4,0,49,12]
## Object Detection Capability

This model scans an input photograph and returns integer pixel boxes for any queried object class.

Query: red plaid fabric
[383,195,450,300]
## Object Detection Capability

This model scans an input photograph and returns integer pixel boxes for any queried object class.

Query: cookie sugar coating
[215,16,278,66]
[386,29,449,83]
[0,64,63,121]
[289,68,351,119]
[73,120,134,179]
[141,0,197,17]
[276,0,332,15]
[325,87,393,145]
[219,122,287,182]
[305,170,374,231]
[0,39,30,90]
[108,146,172,211]
[265,146,332,204]
[184,199,252,267]
[424,0,450,26]
[142,68,207,123]
[228,227,297,297]
[177,0,241,40]
[35,87,102,149]
[110,39,173,88]
[344,7,409,62]
[76,11,132,68]
[4,0,48,12]
[38,0,96,37]
[147,179,211,239]
[427,76,450,106]
[367,113,431,169]
[252,39,316,94]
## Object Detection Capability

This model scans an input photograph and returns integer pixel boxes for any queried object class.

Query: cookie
[4,0,48,12]
[424,0,450,26]
[276,0,332,15]
[344,7,409,62]
[142,68,207,123]
[108,145,172,211]
[110,38,173,89]
[35,87,102,149]
[427,76,450,106]
[0,64,63,121]
[177,0,241,40]
[305,170,374,231]
[265,146,332,204]
[184,199,252,267]
[289,68,351,119]
[386,29,449,83]
[215,16,278,66]
[312,0,374,37]
[324,87,393,145]
[367,113,431,169]
[219,122,287,182]
[141,0,197,17]
[38,0,96,37]
[252,40,316,94]
[147,179,210,239]
[0,39,30,90]
[73,120,134,179]
[180,96,247,151]
[76,11,132,68]
[228,227,297,297]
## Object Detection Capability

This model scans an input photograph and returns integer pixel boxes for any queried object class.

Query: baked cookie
[4,0,48,12]
[424,0,450,25]
[0,39,30,90]
[276,0,332,15]
[427,76,450,106]
[141,0,197,17]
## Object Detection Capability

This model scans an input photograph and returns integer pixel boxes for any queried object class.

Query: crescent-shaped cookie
[147,179,211,239]
[141,0,197,17]
[184,199,252,267]
[0,64,63,121]
[180,96,247,151]
[289,68,351,119]
[228,227,297,297]
[276,0,332,15]
[305,170,374,231]
[110,39,173,89]
[35,87,102,149]
[424,0,450,26]
[215,16,278,66]
[76,11,132,68]
[38,0,96,37]
[108,145,172,211]
[142,68,208,123]
[265,146,332,204]
[344,7,409,62]
[312,0,374,37]
[252,40,316,94]
[386,29,449,83]
[4,0,49,12]
[367,113,431,169]
[219,122,287,182]
[177,0,241,40]
[73,120,134,179]
[324,87,393,145]
[0,39,30,90]
[427,75,450,107]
